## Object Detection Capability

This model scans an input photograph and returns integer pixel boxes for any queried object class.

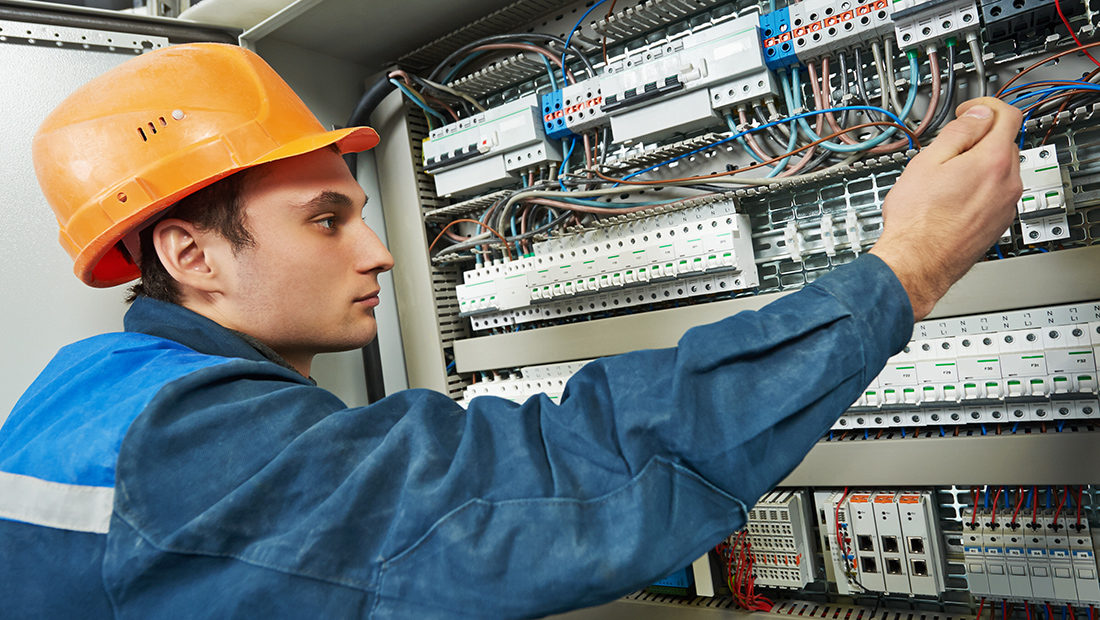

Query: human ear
[151,218,225,294]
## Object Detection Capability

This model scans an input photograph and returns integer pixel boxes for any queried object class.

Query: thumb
[920,103,996,164]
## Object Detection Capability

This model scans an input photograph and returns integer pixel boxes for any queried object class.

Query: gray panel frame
[455,246,1100,372]
[781,432,1100,486]
[372,90,449,392]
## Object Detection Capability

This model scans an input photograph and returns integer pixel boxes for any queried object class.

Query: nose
[354,218,394,274]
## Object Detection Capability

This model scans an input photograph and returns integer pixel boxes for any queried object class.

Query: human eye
[315,215,339,231]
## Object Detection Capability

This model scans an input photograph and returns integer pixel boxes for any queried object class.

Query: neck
[182,299,313,378]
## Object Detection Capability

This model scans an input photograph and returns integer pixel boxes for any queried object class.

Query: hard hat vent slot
[137,118,167,142]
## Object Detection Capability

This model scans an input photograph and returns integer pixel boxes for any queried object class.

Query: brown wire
[388,70,460,121]
[997,40,1100,97]
[429,218,513,260]
[592,121,920,186]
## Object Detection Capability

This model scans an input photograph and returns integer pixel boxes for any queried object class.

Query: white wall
[0,43,140,425]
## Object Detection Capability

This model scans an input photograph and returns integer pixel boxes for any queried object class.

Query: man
[0,43,1021,619]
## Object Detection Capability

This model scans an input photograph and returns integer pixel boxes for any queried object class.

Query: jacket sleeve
[108,254,912,620]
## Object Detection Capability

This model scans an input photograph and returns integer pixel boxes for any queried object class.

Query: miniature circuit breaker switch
[423,94,562,196]
[1017,145,1073,244]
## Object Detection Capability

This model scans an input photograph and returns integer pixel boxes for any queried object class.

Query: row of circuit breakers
[657,489,1100,603]
[454,146,1071,331]
[461,298,1100,429]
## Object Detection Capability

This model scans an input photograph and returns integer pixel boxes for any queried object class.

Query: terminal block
[980,0,1083,44]
[834,300,1100,431]
[601,12,777,143]
[423,94,562,196]
[541,76,607,141]
[742,490,816,589]
[459,360,592,406]
[817,490,947,596]
[964,503,1100,603]
[1017,145,1073,244]
[891,0,981,50]
[761,7,801,71]
[787,0,894,61]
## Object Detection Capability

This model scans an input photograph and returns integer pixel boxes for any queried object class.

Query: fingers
[958,98,1023,147]
[919,98,1022,165]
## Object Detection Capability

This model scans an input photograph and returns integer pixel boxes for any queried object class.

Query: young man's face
[219,148,394,367]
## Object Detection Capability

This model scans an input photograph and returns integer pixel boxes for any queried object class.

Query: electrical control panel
[835,301,1100,431]
[423,94,562,196]
[979,0,1084,44]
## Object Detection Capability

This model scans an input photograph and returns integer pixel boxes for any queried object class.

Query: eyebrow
[296,190,355,212]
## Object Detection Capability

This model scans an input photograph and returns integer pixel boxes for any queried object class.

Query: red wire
[978,598,987,620]
[1033,485,1040,526]
[1070,604,1078,620]
[990,487,1004,526]
[1053,486,1069,528]
[1055,0,1100,67]
[1076,486,1083,529]
[1011,486,1027,525]
[972,487,981,527]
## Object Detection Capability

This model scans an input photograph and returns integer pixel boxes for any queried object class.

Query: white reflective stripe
[0,470,113,534]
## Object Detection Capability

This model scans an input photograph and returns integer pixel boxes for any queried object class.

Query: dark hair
[125,168,258,304]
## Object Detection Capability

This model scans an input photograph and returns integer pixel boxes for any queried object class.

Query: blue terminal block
[759,7,800,72]
[540,89,575,140]
[653,566,694,589]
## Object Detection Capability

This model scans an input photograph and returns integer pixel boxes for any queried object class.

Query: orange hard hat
[33,43,380,287]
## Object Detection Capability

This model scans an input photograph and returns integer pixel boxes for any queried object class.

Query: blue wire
[984,488,990,509]
[446,361,456,373]
[785,55,919,153]
[538,53,559,91]
[1006,489,1011,510]
[620,102,912,184]
[1007,84,1100,106]
[900,427,906,437]
[442,50,486,84]
[939,425,945,437]
[1058,420,1065,432]
[1047,486,1053,509]
[389,79,447,122]
[1000,79,1100,96]
[1012,422,1019,433]
[980,424,987,436]
[562,0,610,85]
[559,137,576,190]
[995,245,1005,259]
[726,113,797,178]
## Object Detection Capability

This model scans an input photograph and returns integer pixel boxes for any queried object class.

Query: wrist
[869,236,949,322]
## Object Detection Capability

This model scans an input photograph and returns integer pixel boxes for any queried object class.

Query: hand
[870,97,1024,322]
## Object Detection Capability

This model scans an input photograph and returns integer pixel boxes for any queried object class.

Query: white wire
[967,34,987,98]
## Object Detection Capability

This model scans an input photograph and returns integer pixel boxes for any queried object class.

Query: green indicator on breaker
[1080,375,1094,381]
[1030,379,1044,384]
[1007,380,1020,385]
[723,252,731,257]
[965,383,976,388]
[583,260,594,265]
[659,244,672,249]
[897,365,915,370]
[1021,355,1044,359]
[923,386,934,391]
[633,250,645,254]
[987,382,999,387]
[1069,351,1092,356]
[977,359,997,363]
[935,363,955,367]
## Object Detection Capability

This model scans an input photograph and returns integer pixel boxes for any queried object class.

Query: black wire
[928,45,957,131]
[838,52,851,128]
[753,105,796,152]
[428,33,596,83]
[853,48,872,107]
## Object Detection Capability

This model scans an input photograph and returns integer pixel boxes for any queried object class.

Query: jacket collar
[123,296,311,381]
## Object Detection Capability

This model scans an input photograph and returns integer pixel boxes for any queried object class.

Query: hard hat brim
[74,125,380,288]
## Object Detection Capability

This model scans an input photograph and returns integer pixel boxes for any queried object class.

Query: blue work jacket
[0,255,911,619]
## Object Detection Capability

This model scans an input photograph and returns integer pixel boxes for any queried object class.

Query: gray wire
[429,33,596,83]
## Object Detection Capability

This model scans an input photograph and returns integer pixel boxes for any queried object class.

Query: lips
[354,291,380,307]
